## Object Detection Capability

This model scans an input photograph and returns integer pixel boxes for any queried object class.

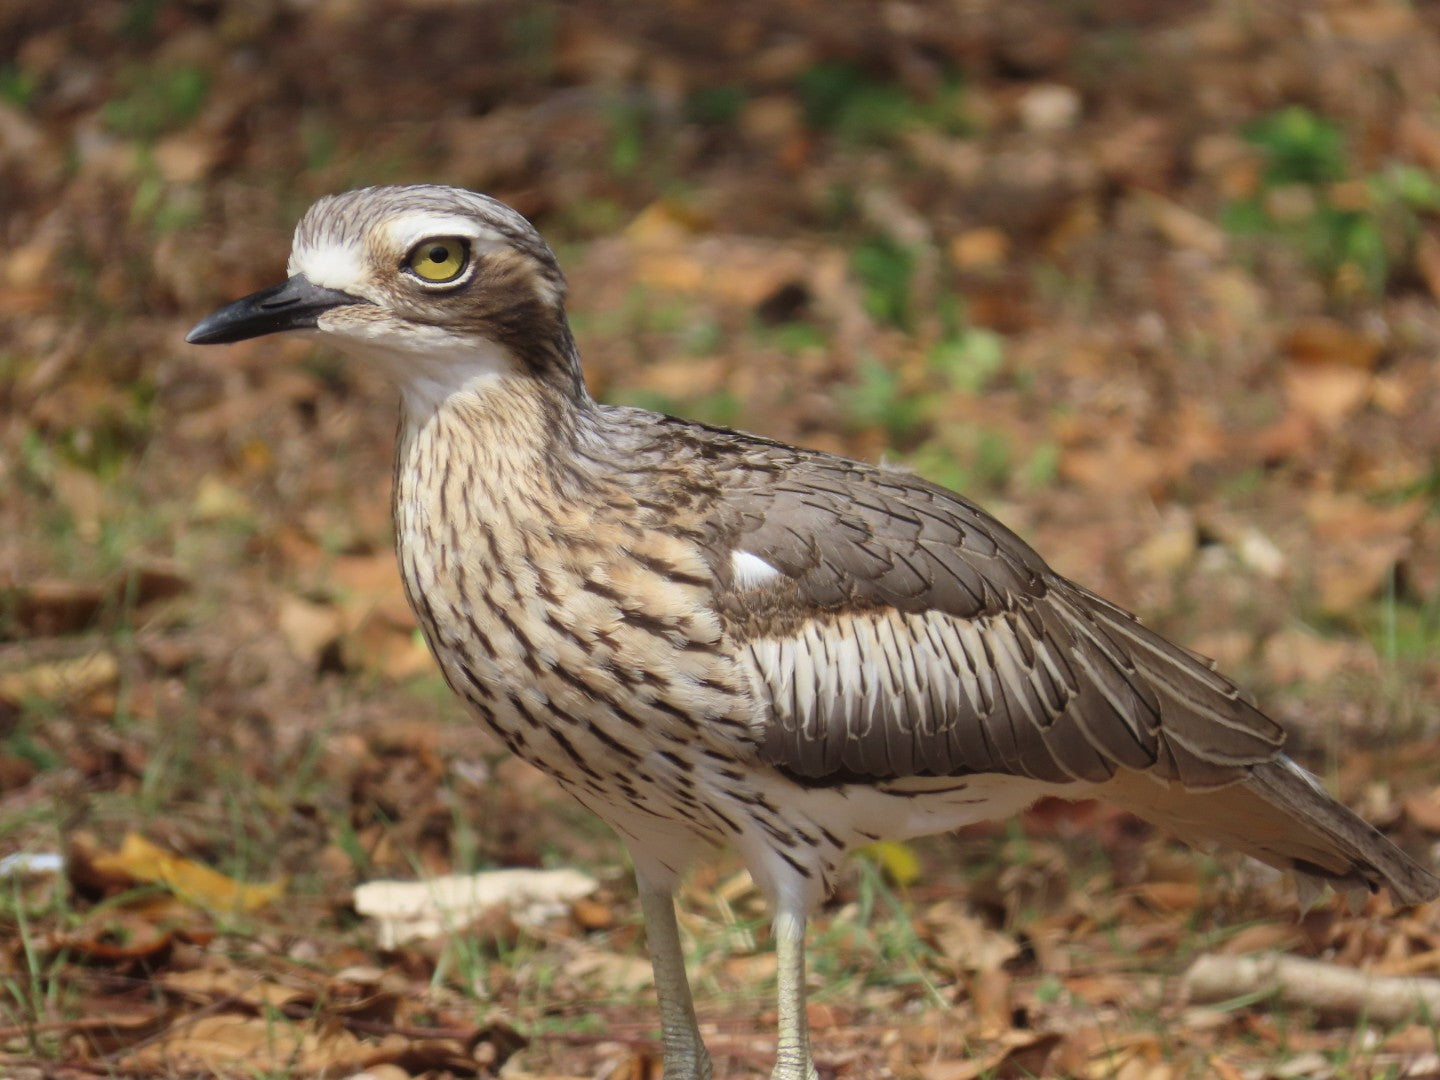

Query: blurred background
[3,1,1440,1076]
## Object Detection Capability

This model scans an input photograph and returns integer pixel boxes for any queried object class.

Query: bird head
[186,185,583,408]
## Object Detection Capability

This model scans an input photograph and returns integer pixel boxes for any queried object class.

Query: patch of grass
[1222,106,1440,298]
[301,113,340,172]
[580,289,739,423]
[0,63,37,107]
[118,0,164,38]
[1375,577,1440,669]
[606,98,648,177]
[811,858,944,1004]
[133,717,202,819]
[61,396,155,479]
[0,877,78,1058]
[1367,570,1440,735]
[1247,105,1347,187]
[685,85,748,127]
[844,319,1034,494]
[843,356,928,445]
[851,237,916,329]
[797,61,968,146]
[909,428,1018,497]
[1072,27,1144,91]
[504,4,557,82]
[526,1009,609,1040]
[1020,438,1062,492]
[926,326,1006,394]
[103,64,210,141]
[551,198,628,239]
[678,315,725,356]
[3,709,63,775]
[610,386,742,428]
[907,440,969,494]
[575,285,695,345]
[433,921,504,1000]
[763,320,828,355]
[130,162,206,233]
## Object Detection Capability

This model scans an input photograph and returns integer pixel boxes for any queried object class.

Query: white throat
[329,327,517,418]
[397,339,516,417]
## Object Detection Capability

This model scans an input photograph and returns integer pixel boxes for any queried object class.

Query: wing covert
[706,452,1285,790]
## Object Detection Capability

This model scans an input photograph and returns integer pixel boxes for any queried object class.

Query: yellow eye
[407,237,469,283]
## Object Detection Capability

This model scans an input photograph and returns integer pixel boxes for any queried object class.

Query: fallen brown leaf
[0,650,118,705]
[924,900,1021,974]
[1218,922,1305,956]
[918,1031,1062,1079]
[1283,364,1371,429]
[116,1012,372,1076]
[160,965,306,1012]
[1305,492,1423,615]
[276,593,344,667]
[2,563,188,638]
[1282,318,1382,370]
[1402,788,1440,834]
[1133,880,1202,914]
[1260,627,1371,686]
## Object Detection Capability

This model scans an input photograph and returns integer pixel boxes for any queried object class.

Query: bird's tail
[1101,756,1439,906]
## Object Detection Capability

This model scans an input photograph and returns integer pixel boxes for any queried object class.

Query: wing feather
[709,452,1282,789]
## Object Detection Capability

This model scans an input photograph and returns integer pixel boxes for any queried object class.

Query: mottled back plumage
[189,185,1438,1080]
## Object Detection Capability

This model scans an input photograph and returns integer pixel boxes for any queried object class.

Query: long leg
[771,904,819,1080]
[636,879,713,1080]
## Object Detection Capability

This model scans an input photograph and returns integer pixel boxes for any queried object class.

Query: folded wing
[702,449,1436,903]
[712,456,1283,788]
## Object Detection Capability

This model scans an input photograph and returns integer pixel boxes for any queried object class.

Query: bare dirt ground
[3,2,1440,1077]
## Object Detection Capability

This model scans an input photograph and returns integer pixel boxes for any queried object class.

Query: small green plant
[3,710,62,775]
[1247,105,1347,186]
[0,880,75,1058]
[908,427,1020,498]
[1020,438,1061,492]
[103,64,210,141]
[503,5,557,81]
[119,0,164,37]
[764,321,827,355]
[1222,105,1440,297]
[0,64,37,107]
[842,357,929,444]
[1366,569,1440,735]
[606,99,648,177]
[301,114,340,172]
[613,387,742,428]
[553,197,627,238]
[685,85,748,127]
[797,62,967,146]
[851,237,915,329]
[811,858,944,1004]
[842,310,1032,494]
[927,327,1005,394]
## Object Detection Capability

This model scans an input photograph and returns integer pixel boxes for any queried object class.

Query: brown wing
[636,415,1434,902]
[705,452,1284,789]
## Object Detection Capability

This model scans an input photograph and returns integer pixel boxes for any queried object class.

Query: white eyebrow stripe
[732,550,782,590]
[384,214,513,255]
[289,217,515,294]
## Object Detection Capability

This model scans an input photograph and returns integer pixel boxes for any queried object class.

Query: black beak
[186,275,364,345]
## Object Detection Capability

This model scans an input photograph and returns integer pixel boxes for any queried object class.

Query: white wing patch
[731,550,782,590]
